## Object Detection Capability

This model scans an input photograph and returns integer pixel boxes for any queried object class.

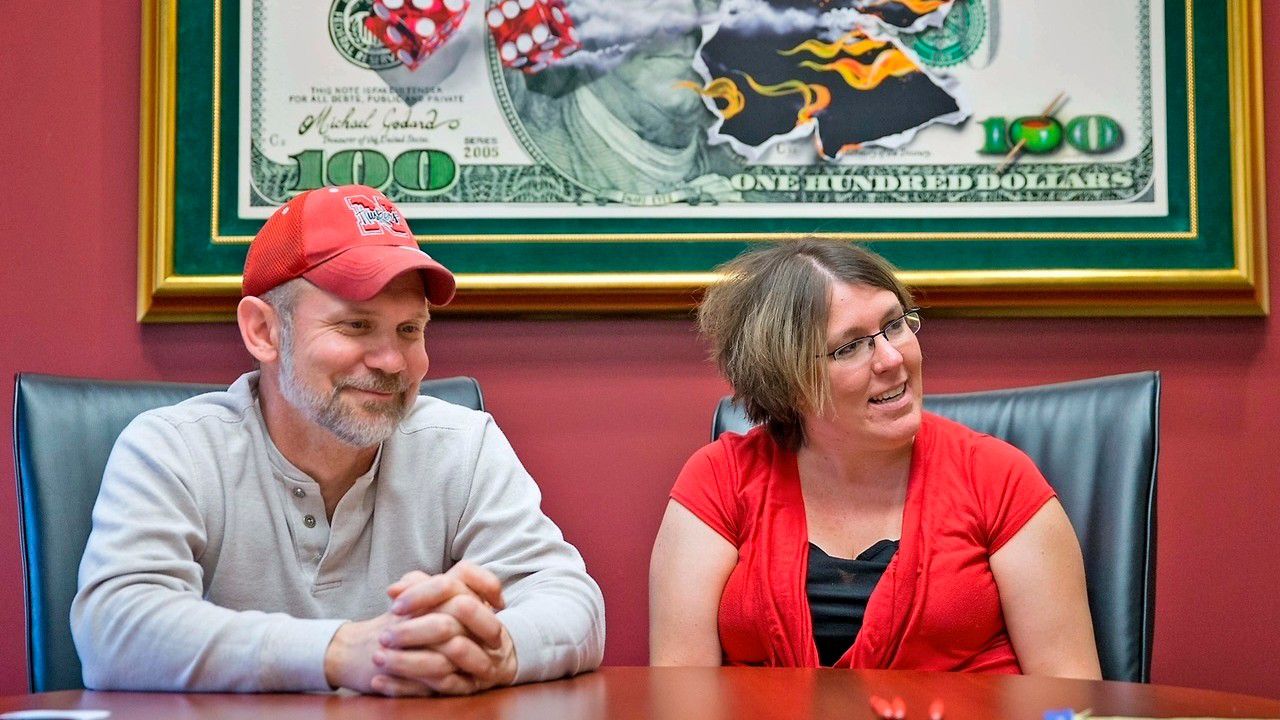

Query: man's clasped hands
[324,561,517,696]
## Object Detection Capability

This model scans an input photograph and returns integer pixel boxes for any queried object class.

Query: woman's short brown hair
[698,238,914,450]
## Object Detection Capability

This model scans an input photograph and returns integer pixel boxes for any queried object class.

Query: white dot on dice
[516,33,533,52]
[487,9,504,27]
[383,0,405,9]
[502,0,519,18]
[501,42,518,61]
[415,18,436,36]
[444,0,466,11]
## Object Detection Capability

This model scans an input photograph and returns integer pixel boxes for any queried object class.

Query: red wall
[1,2,1277,699]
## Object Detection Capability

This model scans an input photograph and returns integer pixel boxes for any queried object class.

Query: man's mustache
[335,371,410,395]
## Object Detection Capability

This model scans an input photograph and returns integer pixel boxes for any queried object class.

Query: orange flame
[677,78,747,120]
[742,74,831,125]
[825,140,863,157]
[800,46,919,91]
[860,0,949,14]
[779,31,886,60]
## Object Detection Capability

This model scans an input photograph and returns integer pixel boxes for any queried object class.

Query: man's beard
[276,336,413,447]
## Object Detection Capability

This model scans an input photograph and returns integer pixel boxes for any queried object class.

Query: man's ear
[237,296,281,364]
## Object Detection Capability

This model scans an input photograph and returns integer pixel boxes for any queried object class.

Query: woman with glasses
[649,239,1100,677]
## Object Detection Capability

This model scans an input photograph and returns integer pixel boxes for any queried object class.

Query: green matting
[171,0,1230,277]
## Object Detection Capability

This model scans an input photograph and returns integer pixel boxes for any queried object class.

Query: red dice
[486,0,581,74]
[365,0,471,71]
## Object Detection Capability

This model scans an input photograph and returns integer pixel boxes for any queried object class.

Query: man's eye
[399,324,424,335]
[884,317,905,335]
[343,320,370,331]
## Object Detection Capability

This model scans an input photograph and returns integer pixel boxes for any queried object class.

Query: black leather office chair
[12,372,484,692]
[712,372,1159,683]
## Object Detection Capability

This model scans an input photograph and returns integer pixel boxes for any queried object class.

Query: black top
[806,539,900,667]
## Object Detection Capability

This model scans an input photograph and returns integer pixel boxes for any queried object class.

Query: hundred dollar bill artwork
[137,0,1266,318]
[240,0,1164,219]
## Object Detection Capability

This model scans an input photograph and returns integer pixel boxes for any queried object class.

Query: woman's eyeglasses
[818,309,922,364]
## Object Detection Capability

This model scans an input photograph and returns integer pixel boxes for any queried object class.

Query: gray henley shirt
[71,371,605,691]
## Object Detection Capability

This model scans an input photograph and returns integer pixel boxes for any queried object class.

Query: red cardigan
[670,411,1054,671]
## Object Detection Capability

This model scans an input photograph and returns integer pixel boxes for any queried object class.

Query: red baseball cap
[242,185,456,305]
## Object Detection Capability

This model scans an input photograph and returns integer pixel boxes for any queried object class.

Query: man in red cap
[72,185,605,695]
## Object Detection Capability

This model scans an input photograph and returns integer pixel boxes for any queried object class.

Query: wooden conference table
[3,667,1278,720]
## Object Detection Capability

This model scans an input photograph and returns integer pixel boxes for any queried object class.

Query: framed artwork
[138,0,1267,320]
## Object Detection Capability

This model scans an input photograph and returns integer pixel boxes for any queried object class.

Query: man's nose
[365,337,408,374]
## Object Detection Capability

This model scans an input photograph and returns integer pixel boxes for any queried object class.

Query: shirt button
[292,487,306,498]
[303,514,316,528]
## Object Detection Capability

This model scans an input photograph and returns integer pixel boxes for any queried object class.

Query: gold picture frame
[139,0,1267,320]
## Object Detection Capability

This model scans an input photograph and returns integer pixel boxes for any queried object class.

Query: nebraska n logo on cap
[345,195,410,237]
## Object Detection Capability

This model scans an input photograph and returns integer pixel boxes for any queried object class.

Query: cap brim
[303,245,457,305]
